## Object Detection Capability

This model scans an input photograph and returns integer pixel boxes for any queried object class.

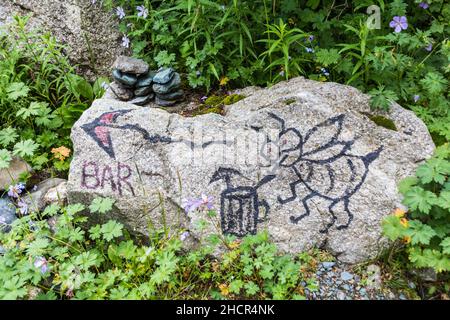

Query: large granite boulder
[0,0,126,80]
[68,77,435,263]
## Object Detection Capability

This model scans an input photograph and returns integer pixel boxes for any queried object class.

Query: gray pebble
[153,73,181,95]
[153,68,175,84]
[341,271,354,281]
[155,96,177,107]
[113,56,149,75]
[129,94,155,106]
[136,72,156,88]
[321,262,335,269]
[336,291,346,300]
[134,86,153,97]
[0,197,17,234]
[112,69,138,87]
[156,89,185,101]
[109,82,134,101]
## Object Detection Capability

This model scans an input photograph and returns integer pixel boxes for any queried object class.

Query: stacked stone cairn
[111,56,184,107]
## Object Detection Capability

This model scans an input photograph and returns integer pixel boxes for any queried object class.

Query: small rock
[153,67,175,84]
[47,216,59,234]
[341,271,354,281]
[113,56,149,75]
[129,94,155,106]
[321,261,335,269]
[411,268,438,282]
[336,290,346,300]
[109,82,134,101]
[27,286,42,300]
[408,281,416,289]
[155,96,177,107]
[136,72,156,88]
[399,294,407,300]
[134,86,153,97]
[0,157,32,190]
[153,73,181,95]
[43,181,68,206]
[366,264,382,290]
[0,197,17,233]
[21,178,67,213]
[342,284,351,291]
[112,69,138,87]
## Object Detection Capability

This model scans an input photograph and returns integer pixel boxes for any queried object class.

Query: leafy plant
[383,144,450,273]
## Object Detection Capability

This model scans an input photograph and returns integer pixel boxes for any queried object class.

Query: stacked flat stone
[152,68,184,106]
[111,56,154,106]
[111,56,184,107]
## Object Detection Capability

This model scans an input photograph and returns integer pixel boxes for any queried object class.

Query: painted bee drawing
[267,112,383,233]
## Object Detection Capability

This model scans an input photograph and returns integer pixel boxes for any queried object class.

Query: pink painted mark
[94,126,110,147]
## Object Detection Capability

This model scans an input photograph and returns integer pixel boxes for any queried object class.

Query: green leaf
[229,279,244,294]
[0,149,12,170]
[89,197,115,214]
[405,220,437,245]
[16,102,47,120]
[100,220,123,241]
[382,215,406,240]
[13,139,39,158]
[0,127,19,147]
[420,72,448,96]
[26,238,50,256]
[315,48,340,66]
[403,186,437,214]
[398,177,418,194]
[6,82,29,101]
[244,281,259,296]
[416,158,449,185]
[440,238,450,255]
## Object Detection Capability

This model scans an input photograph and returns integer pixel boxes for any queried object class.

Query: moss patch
[285,98,296,105]
[362,113,397,131]
[223,94,245,105]
[191,105,223,116]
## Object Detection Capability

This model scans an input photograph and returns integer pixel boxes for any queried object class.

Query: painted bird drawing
[267,112,383,233]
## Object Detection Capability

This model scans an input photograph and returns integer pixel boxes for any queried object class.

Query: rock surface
[0,157,32,190]
[113,55,149,75]
[68,77,435,263]
[0,0,126,80]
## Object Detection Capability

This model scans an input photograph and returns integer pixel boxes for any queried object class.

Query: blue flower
[305,47,314,53]
[413,95,420,103]
[136,5,148,19]
[180,231,190,241]
[8,183,25,198]
[308,35,315,42]
[424,43,433,52]
[18,199,28,215]
[419,2,429,9]
[116,7,126,20]
[321,68,330,76]
[389,16,408,33]
[182,194,214,213]
[34,256,49,274]
[121,35,130,48]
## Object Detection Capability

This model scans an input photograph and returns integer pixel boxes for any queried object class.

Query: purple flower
[116,7,126,20]
[321,68,330,77]
[419,2,429,9]
[18,199,28,215]
[8,183,25,198]
[182,194,214,213]
[279,70,285,77]
[201,96,208,102]
[121,35,130,48]
[196,70,201,77]
[389,16,408,33]
[136,5,148,19]
[424,43,433,52]
[413,95,420,103]
[180,231,190,241]
[34,257,48,274]
[66,288,74,298]
[308,35,315,42]
[305,47,314,53]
